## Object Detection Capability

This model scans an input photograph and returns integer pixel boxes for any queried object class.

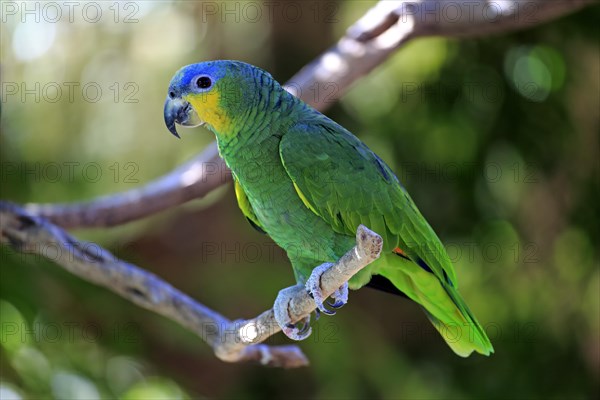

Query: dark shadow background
[1,1,598,399]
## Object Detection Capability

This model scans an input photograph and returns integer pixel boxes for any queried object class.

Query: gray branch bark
[22,0,594,229]
[0,202,382,368]
[24,143,226,229]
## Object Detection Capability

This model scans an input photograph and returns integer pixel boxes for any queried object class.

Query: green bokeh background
[1,1,598,399]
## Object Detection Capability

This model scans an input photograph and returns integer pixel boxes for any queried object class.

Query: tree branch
[0,202,383,367]
[22,0,594,229]
[287,0,595,108]
[24,143,226,229]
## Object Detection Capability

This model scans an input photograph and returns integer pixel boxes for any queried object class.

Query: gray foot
[305,262,349,315]
[274,285,312,340]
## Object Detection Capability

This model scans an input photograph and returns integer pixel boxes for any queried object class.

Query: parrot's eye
[196,76,212,89]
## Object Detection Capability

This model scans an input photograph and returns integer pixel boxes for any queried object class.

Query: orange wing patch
[393,247,409,258]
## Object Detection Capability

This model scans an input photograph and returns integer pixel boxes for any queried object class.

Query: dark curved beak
[164,97,203,138]
[164,97,186,138]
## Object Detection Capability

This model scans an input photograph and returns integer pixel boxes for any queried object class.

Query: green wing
[279,117,494,356]
[279,117,458,287]
[233,177,266,234]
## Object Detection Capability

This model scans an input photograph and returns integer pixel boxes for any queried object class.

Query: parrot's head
[164,60,273,138]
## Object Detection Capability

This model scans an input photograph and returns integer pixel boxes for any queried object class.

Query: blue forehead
[170,60,248,89]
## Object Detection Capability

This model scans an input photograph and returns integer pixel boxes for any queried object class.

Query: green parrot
[164,60,493,357]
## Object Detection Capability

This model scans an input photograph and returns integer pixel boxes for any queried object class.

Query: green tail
[423,284,494,357]
[378,255,494,357]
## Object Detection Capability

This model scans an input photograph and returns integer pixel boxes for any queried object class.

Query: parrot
[164,60,493,357]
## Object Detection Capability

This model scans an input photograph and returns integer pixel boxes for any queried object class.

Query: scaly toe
[274,285,313,341]
[306,263,350,315]
[305,262,336,314]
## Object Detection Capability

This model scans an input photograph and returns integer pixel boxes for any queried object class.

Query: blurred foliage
[1,1,598,399]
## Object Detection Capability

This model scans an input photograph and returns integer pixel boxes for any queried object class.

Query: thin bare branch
[0,202,382,367]
[23,143,226,229]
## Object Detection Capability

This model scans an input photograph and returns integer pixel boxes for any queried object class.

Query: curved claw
[316,302,337,315]
[282,316,312,341]
[297,318,311,336]
[307,285,336,315]
[327,299,346,309]
[328,282,349,310]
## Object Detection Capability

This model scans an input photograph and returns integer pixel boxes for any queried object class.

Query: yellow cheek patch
[185,90,231,133]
